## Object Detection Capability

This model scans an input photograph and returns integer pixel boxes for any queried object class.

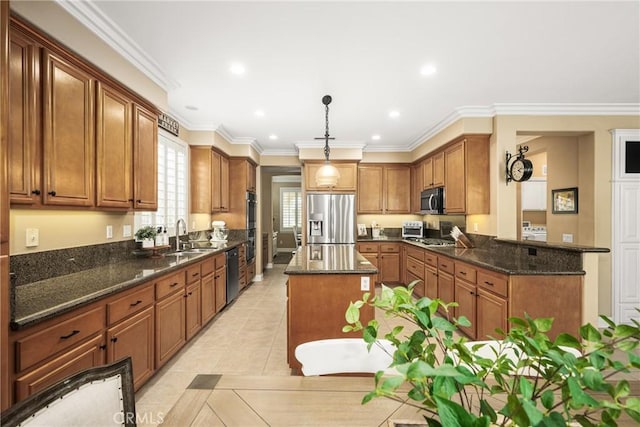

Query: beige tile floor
[135,264,639,426]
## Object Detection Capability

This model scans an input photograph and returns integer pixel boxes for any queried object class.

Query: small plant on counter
[135,226,157,248]
[344,282,640,427]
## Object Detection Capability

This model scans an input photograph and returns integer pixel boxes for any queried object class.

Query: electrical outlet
[123,225,132,238]
[360,276,370,291]
[562,233,573,243]
[26,228,39,247]
[473,223,478,232]
[106,225,113,239]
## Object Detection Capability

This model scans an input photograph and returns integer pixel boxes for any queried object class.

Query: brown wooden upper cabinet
[444,135,490,214]
[42,49,95,207]
[423,152,444,190]
[304,161,358,192]
[357,164,410,214]
[190,146,229,213]
[8,18,159,211]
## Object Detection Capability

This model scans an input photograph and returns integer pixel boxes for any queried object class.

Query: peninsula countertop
[284,244,378,275]
[11,241,244,330]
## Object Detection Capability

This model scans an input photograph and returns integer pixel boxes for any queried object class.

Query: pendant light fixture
[315,95,341,187]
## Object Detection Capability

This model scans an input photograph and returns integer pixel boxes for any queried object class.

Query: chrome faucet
[175,218,188,251]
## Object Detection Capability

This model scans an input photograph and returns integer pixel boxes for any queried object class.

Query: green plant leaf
[580,323,602,342]
[362,391,377,404]
[363,325,377,344]
[613,324,639,339]
[345,301,360,324]
[457,316,471,327]
[613,380,630,399]
[434,395,476,427]
[479,399,497,423]
[554,333,582,350]
[541,389,555,410]
[519,377,534,399]
[582,368,606,391]
[567,377,600,407]
[432,316,457,332]
[521,399,543,426]
[533,317,554,333]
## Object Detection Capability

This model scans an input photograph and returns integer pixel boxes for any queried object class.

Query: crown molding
[294,141,367,150]
[55,0,180,91]
[492,103,640,115]
[260,148,300,156]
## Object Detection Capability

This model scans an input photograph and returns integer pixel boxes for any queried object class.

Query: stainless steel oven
[402,221,424,238]
[246,228,255,262]
[246,192,256,229]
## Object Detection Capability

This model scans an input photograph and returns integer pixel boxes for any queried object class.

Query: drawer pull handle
[460,271,467,275]
[130,300,143,307]
[188,292,193,296]
[100,344,107,350]
[60,330,80,340]
[170,282,179,287]
[192,273,199,277]
[48,190,57,197]
[31,189,41,195]
[111,337,118,343]
[484,281,494,286]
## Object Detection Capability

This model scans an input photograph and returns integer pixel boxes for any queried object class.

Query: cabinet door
[432,152,445,187]
[444,141,465,213]
[185,282,202,340]
[201,273,216,324]
[220,153,229,211]
[379,253,400,284]
[214,268,227,313]
[210,149,221,212]
[454,279,477,339]
[407,270,424,297]
[425,265,438,300]
[305,162,357,191]
[96,82,132,208]
[132,104,157,210]
[155,291,186,368]
[42,50,94,207]
[357,166,383,213]
[437,271,454,315]
[422,157,433,189]
[107,306,154,390]
[476,288,508,340]
[190,147,212,213]
[247,161,256,192]
[410,163,423,214]
[15,334,105,402]
[9,29,41,205]
[384,166,410,213]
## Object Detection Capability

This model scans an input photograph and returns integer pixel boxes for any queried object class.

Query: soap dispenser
[155,227,164,247]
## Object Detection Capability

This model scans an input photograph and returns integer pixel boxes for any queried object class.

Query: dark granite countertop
[11,241,243,330]
[284,244,378,275]
[357,237,592,276]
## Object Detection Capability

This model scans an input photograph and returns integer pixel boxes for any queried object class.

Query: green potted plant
[344,282,640,427]
[135,225,157,248]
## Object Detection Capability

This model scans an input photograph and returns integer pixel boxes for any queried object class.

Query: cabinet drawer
[201,257,215,277]
[107,284,154,326]
[186,263,201,284]
[214,253,226,271]
[357,243,379,253]
[438,257,454,275]
[156,271,186,300]
[477,270,508,298]
[455,262,477,284]
[406,257,425,280]
[16,306,105,372]
[406,246,424,262]
[424,250,438,267]
[380,243,400,253]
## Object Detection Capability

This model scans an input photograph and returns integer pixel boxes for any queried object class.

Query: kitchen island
[284,245,378,372]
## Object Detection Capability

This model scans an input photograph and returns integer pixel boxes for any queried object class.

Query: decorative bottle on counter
[155,227,164,247]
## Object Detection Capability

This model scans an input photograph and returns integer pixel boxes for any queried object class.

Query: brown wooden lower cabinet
[379,243,401,284]
[476,288,508,339]
[106,306,154,390]
[15,334,105,401]
[185,281,202,340]
[155,289,186,368]
[424,265,438,300]
[214,253,227,313]
[454,278,477,339]
[201,272,216,324]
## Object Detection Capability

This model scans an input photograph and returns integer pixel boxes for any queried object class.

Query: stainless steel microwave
[420,187,445,214]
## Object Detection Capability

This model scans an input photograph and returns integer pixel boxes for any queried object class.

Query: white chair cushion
[295,338,395,376]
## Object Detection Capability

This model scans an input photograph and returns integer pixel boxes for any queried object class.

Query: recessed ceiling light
[269,134,278,140]
[255,110,265,117]
[389,110,400,119]
[185,105,199,111]
[372,134,381,140]
[420,64,437,76]
[230,63,246,75]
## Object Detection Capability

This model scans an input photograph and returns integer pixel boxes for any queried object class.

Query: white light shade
[315,163,341,187]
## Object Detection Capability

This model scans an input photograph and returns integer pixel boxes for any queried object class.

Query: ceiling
[60,1,639,155]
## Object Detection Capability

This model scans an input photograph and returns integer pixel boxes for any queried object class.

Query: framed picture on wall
[552,187,578,214]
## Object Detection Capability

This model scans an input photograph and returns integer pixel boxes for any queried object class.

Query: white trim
[253,274,264,282]
[272,176,301,183]
[55,0,180,91]
[265,262,273,269]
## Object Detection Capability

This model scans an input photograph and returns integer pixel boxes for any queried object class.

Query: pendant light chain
[324,103,331,161]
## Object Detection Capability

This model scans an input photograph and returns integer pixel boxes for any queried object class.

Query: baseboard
[254,273,263,281]
[266,262,273,269]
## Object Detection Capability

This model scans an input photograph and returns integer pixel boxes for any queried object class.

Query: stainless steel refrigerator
[306,193,356,244]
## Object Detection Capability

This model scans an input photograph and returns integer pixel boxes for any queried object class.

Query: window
[136,131,188,236]
[280,187,302,229]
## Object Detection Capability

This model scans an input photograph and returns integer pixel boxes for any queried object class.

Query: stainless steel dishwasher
[226,247,239,303]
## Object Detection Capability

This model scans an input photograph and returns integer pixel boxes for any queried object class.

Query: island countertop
[284,244,378,275]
